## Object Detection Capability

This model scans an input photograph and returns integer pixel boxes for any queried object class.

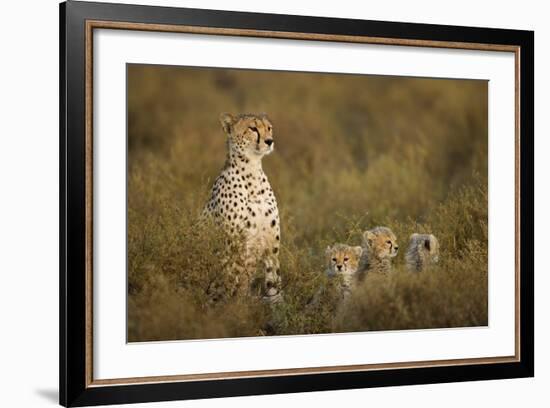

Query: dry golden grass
[127,64,488,342]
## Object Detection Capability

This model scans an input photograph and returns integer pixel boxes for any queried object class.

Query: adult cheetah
[203,113,281,302]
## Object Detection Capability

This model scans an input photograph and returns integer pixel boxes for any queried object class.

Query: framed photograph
[60,1,534,406]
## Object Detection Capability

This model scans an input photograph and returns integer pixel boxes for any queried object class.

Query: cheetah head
[325,243,362,278]
[220,113,274,159]
[409,233,440,264]
[362,226,399,259]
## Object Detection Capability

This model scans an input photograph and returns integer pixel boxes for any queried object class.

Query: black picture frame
[60,1,534,406]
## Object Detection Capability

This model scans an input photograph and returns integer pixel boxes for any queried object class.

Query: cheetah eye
[386,240,392,245]
[343,257,349,262]
[332,257,337,262]
[249,127,260,143]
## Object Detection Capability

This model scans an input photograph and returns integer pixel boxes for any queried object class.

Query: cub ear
[410,233,419,241]
[325,246,334,264]
[219,113,235,134]
[428,234,438,250]
[352,246,363,258]
[424,237,431,251]
[362,230,375,247]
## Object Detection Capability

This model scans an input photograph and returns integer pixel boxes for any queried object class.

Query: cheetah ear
[424,237,431,251]
[363,230,375,247]
[325,246,333,263]
[352,246,363,258]
[410,233,419,241]
[219,113,235,134]
[428,234,437,250]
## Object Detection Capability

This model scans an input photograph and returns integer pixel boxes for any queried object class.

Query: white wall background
[0,0,546,407]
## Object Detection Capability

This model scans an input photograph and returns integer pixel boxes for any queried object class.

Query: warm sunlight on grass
[127,65,488,341]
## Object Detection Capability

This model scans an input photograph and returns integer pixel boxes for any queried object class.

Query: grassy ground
[127,64,488,342]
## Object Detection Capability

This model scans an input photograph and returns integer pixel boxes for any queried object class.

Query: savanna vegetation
[127,64,488,342]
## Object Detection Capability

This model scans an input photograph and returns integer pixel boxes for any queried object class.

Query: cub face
[362,226,399,259]
[220,113,274,158]
[325,243,363,277]
[409,233,440,264]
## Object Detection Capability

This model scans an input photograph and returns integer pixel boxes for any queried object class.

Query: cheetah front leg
[261,255,283,304]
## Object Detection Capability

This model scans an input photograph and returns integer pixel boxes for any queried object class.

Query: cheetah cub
[325,243,363,299]
[357,226,399,278]
[202,113,281,302]
[405,233,440,272]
